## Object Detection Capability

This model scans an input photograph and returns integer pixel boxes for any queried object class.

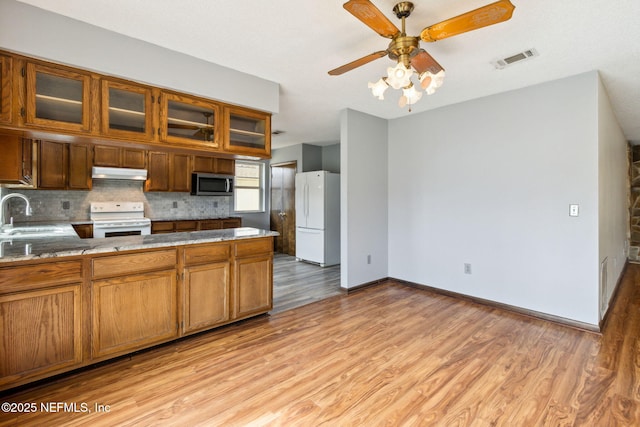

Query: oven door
[93,221,151,238]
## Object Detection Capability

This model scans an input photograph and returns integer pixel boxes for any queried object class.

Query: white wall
[0,0,278,113]
[387,72,602,325]
[597,74,629,318]
[340,109,388,288]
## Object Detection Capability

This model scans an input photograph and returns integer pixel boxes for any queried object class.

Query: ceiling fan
[329,0,515,108]
[167,112,215,141]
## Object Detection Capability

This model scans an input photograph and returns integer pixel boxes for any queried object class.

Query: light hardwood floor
[2,264,640,426]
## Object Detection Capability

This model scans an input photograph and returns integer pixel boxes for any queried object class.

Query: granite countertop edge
[0,227,278,263]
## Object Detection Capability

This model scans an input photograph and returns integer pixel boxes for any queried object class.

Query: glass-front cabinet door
[25,62,91,132]
[101,79,153,139]
[223,106,271,158]
[0,54,12,124]
[160,92,220,149]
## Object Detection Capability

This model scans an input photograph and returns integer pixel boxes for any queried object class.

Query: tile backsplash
[4,180,231,223]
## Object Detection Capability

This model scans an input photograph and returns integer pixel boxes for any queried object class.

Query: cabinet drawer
[199,220,222,230]
[151,221,174,233]
[92,249,176,279]
[184,243,230,266]
[0,261,83,294]
[234,238,272,258]
[175,220,198,231]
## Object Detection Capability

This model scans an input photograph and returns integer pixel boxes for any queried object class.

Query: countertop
[0,226,278,263]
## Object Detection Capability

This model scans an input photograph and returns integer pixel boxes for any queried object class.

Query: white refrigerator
[295,171,340,267]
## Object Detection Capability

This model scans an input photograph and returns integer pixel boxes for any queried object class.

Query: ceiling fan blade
[343,0,400,39]
[328,50,388,76]
[410,49,444,75]
[168,123,200,130]
[420,0,515,43]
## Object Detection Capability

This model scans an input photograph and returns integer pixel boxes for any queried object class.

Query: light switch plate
[569,204,579,217]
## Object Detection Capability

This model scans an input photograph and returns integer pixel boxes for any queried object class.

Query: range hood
[91,166,148,181]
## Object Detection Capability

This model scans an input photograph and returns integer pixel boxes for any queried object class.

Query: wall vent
[492,48,539,69]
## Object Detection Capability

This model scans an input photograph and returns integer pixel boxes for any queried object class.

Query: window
[234,161,265,212]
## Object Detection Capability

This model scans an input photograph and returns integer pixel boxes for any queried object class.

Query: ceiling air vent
[492,48,539,70]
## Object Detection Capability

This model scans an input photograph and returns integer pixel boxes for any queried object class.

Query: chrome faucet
[0,193,33,229]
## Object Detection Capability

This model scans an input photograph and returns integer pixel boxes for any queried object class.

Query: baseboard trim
[389,277,601,334]
[344,277,390,294]
[599,260,629,331]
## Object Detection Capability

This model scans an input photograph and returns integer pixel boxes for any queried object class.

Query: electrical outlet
[464,263,472,274]
[62,201,70,210]
[367,255,371,265]
[172,201,178,208]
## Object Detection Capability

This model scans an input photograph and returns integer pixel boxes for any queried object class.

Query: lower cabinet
[151,218,242,234]
[0,237,273,391]
[0,260,83,390]
[91,249,178,359]
[232,238,273,320]
[182,243,231,335]
[72,223,93,238]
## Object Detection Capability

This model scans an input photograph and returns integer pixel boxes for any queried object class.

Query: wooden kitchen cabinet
[93,144,146,169]
[38,140,67,189]
[91,250,178,359]
[146,151,169,191]
[0,54,13,124]
[0,235,272,391]
[182,243,231,334]
[0,133,33,185]
[174,220,198,232]
[171,153,191,192]
[24,61,92,133]
[223,106,271,158]
[38,140,91,190]
[232,238,273,320]
[0,260,83,390]
[192,155,235,175]
[101,79,154,140]
[72,223,93,238]
[151,221,175,234]
[222,218,242,229]
[68,143,92,189]
[2,50,273,161]
[160,92,220,149]
[151,218,242,234]
[146,151,191,192]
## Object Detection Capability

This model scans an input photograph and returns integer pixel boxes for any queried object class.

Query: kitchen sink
[0,225,78,239]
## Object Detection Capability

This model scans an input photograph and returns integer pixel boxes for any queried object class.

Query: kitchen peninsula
[0,227,277,392]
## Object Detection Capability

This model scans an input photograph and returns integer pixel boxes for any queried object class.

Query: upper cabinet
[0,133,33,185]
[0,54,12,124]
[24,62,91,133]
[160,92,220,149]
[94,144,146,169]
[1,51,272,159]
[101,79,154,140]
[223,106,271,158]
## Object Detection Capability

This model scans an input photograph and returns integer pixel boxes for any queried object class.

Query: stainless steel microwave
[191,173,234,196]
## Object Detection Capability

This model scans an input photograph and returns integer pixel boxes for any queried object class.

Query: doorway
[270,162,297,255]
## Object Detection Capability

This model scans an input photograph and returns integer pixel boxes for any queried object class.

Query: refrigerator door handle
[305,183,309,219]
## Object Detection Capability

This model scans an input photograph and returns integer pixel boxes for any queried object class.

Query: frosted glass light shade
[399,83,422,108]
[386,62,413,90]
[420,69,446,94]
[368,78,389,100]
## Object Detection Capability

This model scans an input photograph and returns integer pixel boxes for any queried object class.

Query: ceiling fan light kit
[330,0,515,111]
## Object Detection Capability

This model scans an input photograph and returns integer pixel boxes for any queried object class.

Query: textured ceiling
[15,0,640,148]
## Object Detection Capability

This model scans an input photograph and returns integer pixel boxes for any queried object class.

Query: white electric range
[90,202,151,238]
